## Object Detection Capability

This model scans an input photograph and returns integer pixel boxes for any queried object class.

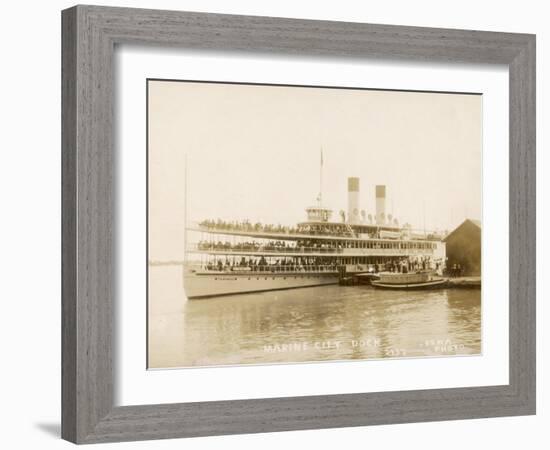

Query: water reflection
[148,266,481,368]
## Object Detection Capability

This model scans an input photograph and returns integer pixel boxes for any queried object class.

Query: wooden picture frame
[62,5,536,444]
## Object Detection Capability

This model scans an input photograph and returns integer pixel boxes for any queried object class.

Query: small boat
[371,271,447,289]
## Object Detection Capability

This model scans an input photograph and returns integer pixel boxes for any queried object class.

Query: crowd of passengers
[384,256,441,273]
[196,240,348,252]
[200,255,447,275]
[198,219,444,241]
[199,219,299,235]
[198,219,368,237]
[198,240,292,252]
[196,238,433,252]
[203,256,339,272]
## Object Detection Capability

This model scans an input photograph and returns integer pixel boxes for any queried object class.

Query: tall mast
[184,153,188,264]
[319,147,323,207]
[422,198,426,237]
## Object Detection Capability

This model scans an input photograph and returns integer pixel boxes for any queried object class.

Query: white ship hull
[184,270,339,299]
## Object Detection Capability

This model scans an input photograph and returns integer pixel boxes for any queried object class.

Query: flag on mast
[318,147,323,205]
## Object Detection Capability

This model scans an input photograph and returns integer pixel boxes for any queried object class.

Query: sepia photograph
[147,79,482,369]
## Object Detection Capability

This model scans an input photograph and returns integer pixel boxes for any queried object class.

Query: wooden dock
[340,273,481,288]
[446,276,481,289]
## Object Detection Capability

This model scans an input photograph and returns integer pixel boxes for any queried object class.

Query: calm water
[148,266,481,368]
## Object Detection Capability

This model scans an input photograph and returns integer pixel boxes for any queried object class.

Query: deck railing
[189,264,340,274]
[187,243,436,256]
[191,221,445,241]
[192,243,342,254]
[192,223,356,239]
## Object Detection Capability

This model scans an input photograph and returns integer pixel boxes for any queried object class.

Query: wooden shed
[443,219,481,276]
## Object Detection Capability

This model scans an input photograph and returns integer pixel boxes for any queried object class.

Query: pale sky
[148,80,482,261]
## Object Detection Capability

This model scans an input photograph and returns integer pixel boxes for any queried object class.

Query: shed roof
[443,219,481,242]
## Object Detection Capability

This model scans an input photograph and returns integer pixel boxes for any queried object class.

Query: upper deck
[190,220,444,243]
[187,241,440,258]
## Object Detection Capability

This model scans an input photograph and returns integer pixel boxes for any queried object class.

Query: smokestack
[376,185,386,224]
[348,177,360,224]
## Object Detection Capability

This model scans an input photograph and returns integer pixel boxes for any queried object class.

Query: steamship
[183,178,446,299]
